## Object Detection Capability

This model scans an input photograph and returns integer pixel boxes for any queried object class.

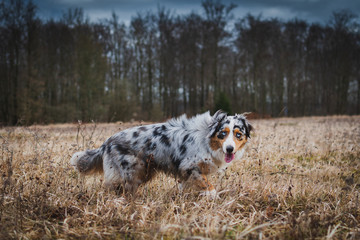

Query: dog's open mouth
[225,153,235,163]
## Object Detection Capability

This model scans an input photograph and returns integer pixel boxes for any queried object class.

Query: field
[1,116,359,239]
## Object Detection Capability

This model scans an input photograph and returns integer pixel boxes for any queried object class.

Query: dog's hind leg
[102,153,126,193]
[124,155,155,195]
[104,153,150,196]
[103,162,123,192]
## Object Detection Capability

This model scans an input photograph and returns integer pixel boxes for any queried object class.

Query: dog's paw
[177,182,184,192]
[200,189,218,200]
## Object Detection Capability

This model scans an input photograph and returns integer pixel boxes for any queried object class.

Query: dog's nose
[226,146,234,154]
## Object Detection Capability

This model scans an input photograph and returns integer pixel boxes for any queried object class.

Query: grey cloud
[33,0,359,23]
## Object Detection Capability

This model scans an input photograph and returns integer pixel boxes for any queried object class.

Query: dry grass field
[1,116,359,239]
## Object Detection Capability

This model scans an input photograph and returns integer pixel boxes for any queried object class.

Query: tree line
[1,0,359,125]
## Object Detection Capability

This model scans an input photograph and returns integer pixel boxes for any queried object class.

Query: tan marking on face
[210,127,229,151]
[233,128,248,151]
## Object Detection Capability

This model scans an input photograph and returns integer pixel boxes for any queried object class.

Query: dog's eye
[235,132,242,139]
[218,131,227,139]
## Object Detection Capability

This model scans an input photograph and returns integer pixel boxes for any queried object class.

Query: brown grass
[1,116,360,239]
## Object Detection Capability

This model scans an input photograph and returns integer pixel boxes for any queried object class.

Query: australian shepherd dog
[70,110,253,198]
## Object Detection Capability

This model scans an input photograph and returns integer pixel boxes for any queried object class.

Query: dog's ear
[235,113,254,139]
[245,121,253,139]
[213,110,227,122]
[207,110,227,138]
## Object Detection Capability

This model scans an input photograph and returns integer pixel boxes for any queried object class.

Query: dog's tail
[70,146,104,175]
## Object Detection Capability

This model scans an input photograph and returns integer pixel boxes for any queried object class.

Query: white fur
[200,189,218,200]
[223,120,236,153]
[70,151,86,166]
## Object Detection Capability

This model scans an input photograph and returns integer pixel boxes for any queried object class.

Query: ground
[0,116,359,239]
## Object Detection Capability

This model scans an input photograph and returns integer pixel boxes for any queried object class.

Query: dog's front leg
[186,170,217,199]
[198,174,217,199]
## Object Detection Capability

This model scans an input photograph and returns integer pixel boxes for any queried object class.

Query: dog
[70,110,253,197]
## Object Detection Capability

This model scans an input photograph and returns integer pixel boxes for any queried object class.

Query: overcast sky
[32,0,360,25]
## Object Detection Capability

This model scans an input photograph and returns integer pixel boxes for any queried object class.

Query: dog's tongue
[225,153,235,163]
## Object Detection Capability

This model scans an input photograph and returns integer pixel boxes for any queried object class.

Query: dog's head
[208,110,253,163]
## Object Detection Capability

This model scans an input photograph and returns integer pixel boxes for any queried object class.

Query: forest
[0,0,359,125]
